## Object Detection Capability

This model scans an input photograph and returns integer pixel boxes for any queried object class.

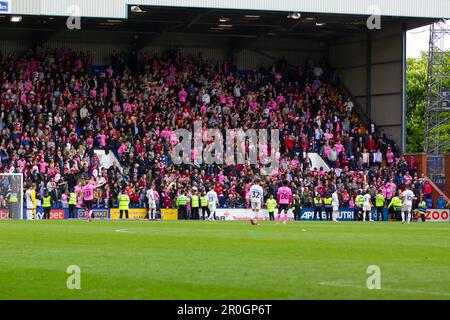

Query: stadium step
[94,150,123,174]
[307,153,331,172]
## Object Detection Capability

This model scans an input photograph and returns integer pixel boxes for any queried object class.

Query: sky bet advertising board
[0,1,10,14]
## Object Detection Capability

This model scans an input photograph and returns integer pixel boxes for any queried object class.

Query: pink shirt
[277,187,293,204]
[179,90,187,103]
[98,134,106,147]
[86,137,94,148]
[387,151,394,164]
[83,185,95,201]
[39,161,48,173]
[385,182,396,199]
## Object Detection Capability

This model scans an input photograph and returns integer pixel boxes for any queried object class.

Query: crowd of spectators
[0,46,440,212]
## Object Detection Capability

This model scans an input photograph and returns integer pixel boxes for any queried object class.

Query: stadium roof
[4,0,450,20]
[0,3,441,42]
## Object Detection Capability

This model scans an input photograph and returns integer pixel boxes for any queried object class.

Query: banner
[49,209,66,220]
[0,1,10,14]
[0,209,9,219]
[425,209,450,222]
[161,208,178,221]
[76,208,109,219]
[215,208,389,221]
[110,208,147,220]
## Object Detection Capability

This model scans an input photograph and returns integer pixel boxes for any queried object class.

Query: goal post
[0,173,24,220]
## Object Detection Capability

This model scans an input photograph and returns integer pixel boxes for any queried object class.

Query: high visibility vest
[375,194,385,207]
[69,192,77,205]
[9,193,18,203]
[389,197,402,211]
[118,194,130,210]
[355,195,364,206]
[191,195,199,208]
[177,195,188,206]
[43,196,51,208]
[323,197,332,207]
[314,198,323,207]
[266,199,277,212]
[418,201,427,213]
[200,195,208,207]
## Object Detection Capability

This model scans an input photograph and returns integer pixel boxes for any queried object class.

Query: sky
[407,21,450,58]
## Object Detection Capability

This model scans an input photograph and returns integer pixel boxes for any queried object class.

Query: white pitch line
[319,281,450,297]
[115,229,136,233]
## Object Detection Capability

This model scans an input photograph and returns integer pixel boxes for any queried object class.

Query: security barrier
[8,207,449,222]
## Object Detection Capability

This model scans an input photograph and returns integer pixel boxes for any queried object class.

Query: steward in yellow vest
[177,191,189,220]
[266,195,277,221]
[313,194,323,221]
[417,199,427,222]
[200,191,208,220]
[190,191,200,220]
[42,191,52,220]
[375,192,385,221]
[388,194,402,221]
[323,194,333,221]
[354,191,364,221]
[69,192,77,219]
[118,191,130,219]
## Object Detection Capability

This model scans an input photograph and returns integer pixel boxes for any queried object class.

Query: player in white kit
[25,184,36,220]
[332,189,340,222]
[206,187,219,221]
[146,185,156,220]
[249,178,264,225]
[401,185,415,224]
[363,191,374,222]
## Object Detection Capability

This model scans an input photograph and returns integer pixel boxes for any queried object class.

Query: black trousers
[201,206,210,220]
[376,206,384,221]
[43,207,51,220]
[293,211,301,221]
[69,204,76,219]
[178,205,187,220]
[119,210,129,219]
[325,207,332,221]
[419,213,426,222]
[354,207,362,221]
[314,207,322,220]
[269,212,275,221]
[191,207,199,220]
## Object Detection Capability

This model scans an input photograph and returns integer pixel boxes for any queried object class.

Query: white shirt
[402,190,415,205]
[202,93,211,105]
[313,66,323,77]
[249,184,264,203]
[25,189,35,209]
[146,189,155,202]
[363,194,372,206]
[346,101,354,112]
[332,192,339,208]
[206,190,218,205]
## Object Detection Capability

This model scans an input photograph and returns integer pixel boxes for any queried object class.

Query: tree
[406,53,428,152]
[406,51,450,153]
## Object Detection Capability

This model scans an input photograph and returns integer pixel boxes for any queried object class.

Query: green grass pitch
[0,220,449,300]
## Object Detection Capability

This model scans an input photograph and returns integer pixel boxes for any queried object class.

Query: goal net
[0,173,23,220]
